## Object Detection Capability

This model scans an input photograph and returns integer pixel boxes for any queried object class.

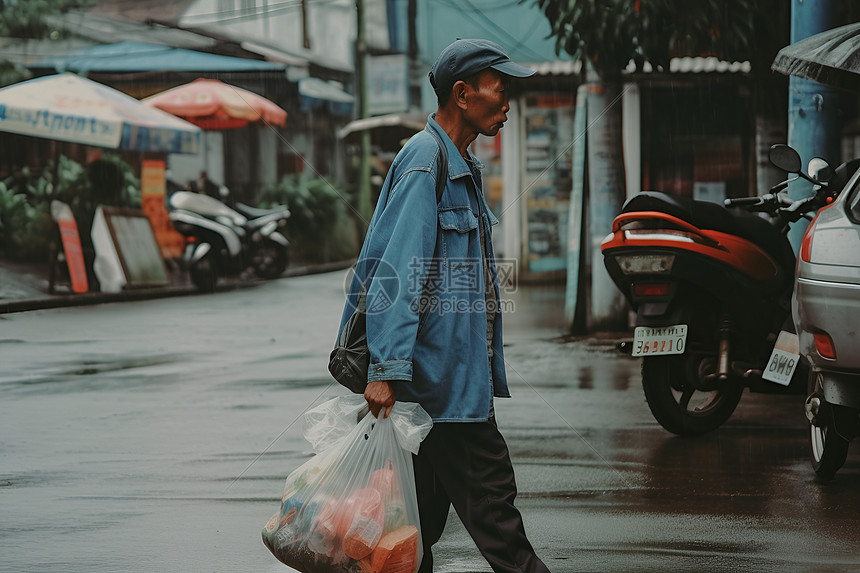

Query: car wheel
[808,370,849,479]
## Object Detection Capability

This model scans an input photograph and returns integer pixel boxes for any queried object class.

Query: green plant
[259,174,356,262]
[0,182,27,257]
[0,0,94,88]
[0,153,141,262]
[0,0,95,39]
[0,180,52,260]
[86,154,141,207]
[0,60,30,89]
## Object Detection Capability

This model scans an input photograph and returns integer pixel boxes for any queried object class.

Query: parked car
[793,153,860,478]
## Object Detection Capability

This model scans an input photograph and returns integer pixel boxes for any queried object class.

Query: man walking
[340,39,551,573]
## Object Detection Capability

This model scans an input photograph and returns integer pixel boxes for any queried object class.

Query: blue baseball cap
[429,39,535,97]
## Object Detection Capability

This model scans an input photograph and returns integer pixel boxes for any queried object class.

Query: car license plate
[632,325,688,357]
[762,330,800,386]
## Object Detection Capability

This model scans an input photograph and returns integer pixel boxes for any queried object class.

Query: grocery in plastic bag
[263,396,432,573]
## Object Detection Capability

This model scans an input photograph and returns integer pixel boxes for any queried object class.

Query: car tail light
[800,204,835,263]
[799,215,819,263]
[634,283,670,297]
[813,332,836,360]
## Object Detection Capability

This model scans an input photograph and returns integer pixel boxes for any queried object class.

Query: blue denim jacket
[337,115,510,422]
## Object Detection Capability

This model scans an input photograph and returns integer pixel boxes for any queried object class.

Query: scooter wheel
[190,256,218,292]
[252,240,289,280]
[808,370,849,479]
[642,355,743,436]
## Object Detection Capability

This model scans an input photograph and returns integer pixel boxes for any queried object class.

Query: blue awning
[297,77,354,115]
[28,41,286,74]
[298,77,354,104]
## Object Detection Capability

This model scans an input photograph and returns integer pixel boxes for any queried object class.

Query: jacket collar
[427,113,480,180]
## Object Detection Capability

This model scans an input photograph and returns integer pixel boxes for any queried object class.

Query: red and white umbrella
[143,78,287,130]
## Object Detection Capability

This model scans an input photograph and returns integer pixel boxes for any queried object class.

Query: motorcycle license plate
[632,325,688,357]
[762,330,800,386]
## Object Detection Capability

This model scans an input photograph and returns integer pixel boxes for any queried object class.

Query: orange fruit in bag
[343,488,385,560]
[307,499,339,556]
[369,525,419,573]
[369,463,397,496]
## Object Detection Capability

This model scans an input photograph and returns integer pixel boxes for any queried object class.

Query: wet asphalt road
[2,271,860,573]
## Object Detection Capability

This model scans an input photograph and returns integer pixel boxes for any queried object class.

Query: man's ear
[452,80,469,110]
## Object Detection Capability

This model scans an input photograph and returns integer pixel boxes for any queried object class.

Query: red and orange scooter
[601,145,833,435]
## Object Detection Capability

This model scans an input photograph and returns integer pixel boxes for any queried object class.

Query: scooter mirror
[807,157,833,182]
[769,144,802,173]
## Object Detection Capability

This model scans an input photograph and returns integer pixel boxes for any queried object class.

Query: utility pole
[407,0,421,108]
[786,0,839,252]
[355,0,372,232]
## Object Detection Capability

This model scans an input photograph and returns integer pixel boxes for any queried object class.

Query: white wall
[180,0,390,72]
[167,131,224,188]
[258,127,278,187]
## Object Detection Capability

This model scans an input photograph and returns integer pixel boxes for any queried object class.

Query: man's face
[463,69,511,137]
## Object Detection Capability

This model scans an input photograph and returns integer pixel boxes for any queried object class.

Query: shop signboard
[141,160,185,258]
[523,94,575,274]
[367,54,409,115]
[50,201,88,294]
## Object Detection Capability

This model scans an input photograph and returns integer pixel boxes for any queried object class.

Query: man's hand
[365,380,396,418]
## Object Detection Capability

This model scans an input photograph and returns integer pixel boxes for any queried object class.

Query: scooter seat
[622,191,794,271]
[235,202,287,219]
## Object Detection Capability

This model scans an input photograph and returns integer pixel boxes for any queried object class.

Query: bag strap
[424,125,449,203]
[355,127,449,306]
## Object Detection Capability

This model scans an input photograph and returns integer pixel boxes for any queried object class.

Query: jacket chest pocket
[438,207,478,271]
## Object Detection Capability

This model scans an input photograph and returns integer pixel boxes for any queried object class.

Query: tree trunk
[586,79,628,332]
[564,85,588,333]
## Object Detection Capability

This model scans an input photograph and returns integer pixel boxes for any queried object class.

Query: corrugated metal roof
[668,56,751,74]
[27,41,286,74]
[526,57,751,77]
[88,0,193,22]
[337,112,427,139]
[528,59,582,76]
[44,10,218,52]
[240,41,309,70]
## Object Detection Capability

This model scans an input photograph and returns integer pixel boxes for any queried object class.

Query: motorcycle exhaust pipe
[718,338,730,381]
[717,315,732,381]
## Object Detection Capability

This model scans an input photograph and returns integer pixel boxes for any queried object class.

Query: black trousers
[413,418,551,573]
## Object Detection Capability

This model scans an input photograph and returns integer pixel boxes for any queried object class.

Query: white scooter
[168,190,290,291]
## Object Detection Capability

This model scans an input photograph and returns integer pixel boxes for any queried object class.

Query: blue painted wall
[786,0,840,252]
[394,0,569,110]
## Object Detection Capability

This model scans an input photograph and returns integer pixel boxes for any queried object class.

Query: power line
[183,0,342,27]
[182,0,302,23]
[445,0,522,11]
[431,0,549,62]
[457,0,549,61]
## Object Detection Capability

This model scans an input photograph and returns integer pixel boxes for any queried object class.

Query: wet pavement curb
[0,259,355,315]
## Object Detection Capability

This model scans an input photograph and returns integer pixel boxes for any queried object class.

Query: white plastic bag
[263,396,432,573]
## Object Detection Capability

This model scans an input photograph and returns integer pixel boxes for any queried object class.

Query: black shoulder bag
[328,127,449,394]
